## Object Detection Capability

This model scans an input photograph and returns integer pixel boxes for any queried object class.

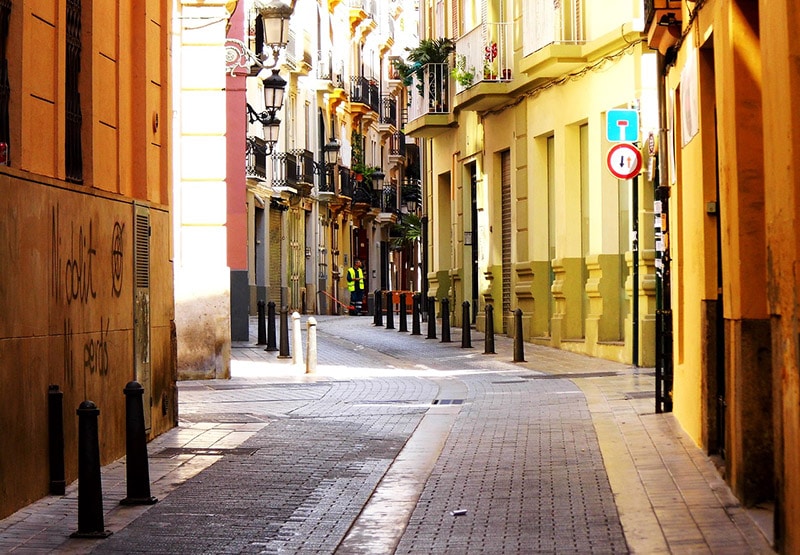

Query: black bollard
[121,382,158,505]
[374,290,384,327]
[266,301,278,352]
[411,293,422,336]
[71,401,111,538]
[48,385,66,495]
[441,298,451,343]
[398,292,408,332]
[257,300,267,345]
[278,306,291,358]
[426,297,437,339]
[484,304,496,354]
[385,292,395,329]
[461,301,472,348]
[513,308,526,362]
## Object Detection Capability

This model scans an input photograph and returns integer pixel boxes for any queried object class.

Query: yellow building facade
[646,0,799,550]
[406,0,657,366]
[0,0,174,518]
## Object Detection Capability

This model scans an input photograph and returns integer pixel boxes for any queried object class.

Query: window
[65,0,82,182]
[0,0,11,165]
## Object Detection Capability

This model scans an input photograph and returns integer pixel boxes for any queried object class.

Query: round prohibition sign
[607,143,643,180]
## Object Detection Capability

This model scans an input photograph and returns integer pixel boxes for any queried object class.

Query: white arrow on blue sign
[606,109,639,143]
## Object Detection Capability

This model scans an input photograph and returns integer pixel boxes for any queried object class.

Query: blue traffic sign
[606,109,639,143]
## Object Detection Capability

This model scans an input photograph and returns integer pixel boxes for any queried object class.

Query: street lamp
[247,69,287,155]
[256,0,295,69]
[314,138,341,194]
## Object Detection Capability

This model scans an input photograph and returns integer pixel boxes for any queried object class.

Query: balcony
[350,76,380,124]
[644,0,682,55]
[404,63,455,139]
[246,137,268,181]
[453,22,514,112]
[518,0,587,81]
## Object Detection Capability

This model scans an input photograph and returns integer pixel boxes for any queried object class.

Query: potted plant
[393,38,455,95]
[451,54,475,87]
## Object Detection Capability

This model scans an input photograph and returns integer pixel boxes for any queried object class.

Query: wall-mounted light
[256,0,295,69]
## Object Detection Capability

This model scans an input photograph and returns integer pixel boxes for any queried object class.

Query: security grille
[501,150,511,334]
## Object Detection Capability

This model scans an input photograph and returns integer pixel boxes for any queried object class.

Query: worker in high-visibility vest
[346,258,366,315]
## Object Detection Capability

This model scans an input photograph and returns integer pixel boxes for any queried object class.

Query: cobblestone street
[0,315,774,554]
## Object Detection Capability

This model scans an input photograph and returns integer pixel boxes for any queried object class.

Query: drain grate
[152,447,258,458]
[625,391,654,399]
[523,371,620,380]
[432,399,464,405]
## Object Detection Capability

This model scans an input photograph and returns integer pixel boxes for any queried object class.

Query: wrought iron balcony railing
[389,131,406,157]
[246,137,268,180]
[407,62,451,122]
[381,96,397,126]
[338,166,354,198]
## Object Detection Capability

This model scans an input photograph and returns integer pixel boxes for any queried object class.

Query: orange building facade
[646,0,800,550]
[0,0,175,518]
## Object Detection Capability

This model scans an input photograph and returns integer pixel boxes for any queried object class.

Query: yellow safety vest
[347,267,364,292]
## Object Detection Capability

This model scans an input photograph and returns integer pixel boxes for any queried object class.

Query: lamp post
[371,169,385,209]
[256,0,295,69]
[246,69,287,155]
[313,138,341,193]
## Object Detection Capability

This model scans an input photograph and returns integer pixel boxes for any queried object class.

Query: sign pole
[632,174,639,368]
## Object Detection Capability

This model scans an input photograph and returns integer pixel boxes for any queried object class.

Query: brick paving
[0,314,775,554]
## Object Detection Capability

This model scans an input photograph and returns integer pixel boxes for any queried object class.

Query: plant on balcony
[393,38,455,95]
[450,54,475,87]
[351,162,381,183]
[390,213,421,251]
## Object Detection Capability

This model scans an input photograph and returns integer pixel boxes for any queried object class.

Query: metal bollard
[411,293,422,336]
[385,293,395,329]
[48,385,66,495]
[440,298,451,343]
[461,301,472,348]
[484,304,496,354]
[257,300,267,345]
[426,297,437,339]
[266,301,278,352]
[121,382,158,505]
[398,292,408,332]
[306,317,317,374]
[291,312,304,367]
[71,401,111,538]
[278,306,291,359]
[374,290,384,327]
[513,308,526,362]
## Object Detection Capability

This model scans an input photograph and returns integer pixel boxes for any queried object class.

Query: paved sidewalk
[0,314,775,553]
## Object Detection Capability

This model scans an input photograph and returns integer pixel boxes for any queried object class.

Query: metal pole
[266,301,278,352]
[71,401,111,538]
[484,304,496,354]
[48,385,65,495]
[373,289,382,326]
[461,301,472,348]
[411,293,422,335]
[385,292,395,329]
[121,382,157,505]
[398,292,408,332]
[632,174,639,368]
[440,298,451,343]
[257,299,266,345]
[426,297,437,339]
[513,308,526,362]
[278,306,291,358]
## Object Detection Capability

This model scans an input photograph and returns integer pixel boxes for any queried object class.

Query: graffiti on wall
[51,205,126,383]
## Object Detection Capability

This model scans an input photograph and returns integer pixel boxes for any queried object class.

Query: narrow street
[1,315,773,554]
